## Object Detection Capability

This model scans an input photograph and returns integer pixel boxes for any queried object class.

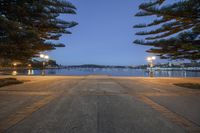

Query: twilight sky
[49,0,165,66]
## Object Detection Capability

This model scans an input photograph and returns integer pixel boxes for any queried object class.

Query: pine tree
[134,0,200,60]
[0,0,78,62]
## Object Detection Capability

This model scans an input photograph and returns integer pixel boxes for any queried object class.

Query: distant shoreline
[0,67,200,72]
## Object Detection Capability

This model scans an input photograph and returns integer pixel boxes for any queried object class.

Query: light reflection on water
[7,68,200,77]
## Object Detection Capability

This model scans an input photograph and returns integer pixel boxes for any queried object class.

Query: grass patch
[174,83,200,90]
[0,78,23,88]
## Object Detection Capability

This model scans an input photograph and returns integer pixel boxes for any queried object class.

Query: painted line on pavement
[0,77,86,133]
[113,79,200,133]
[0,91,53,96]
[0,94,57,133]
[136,95,200,133]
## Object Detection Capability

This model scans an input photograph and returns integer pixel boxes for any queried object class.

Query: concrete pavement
[0,76,199,133]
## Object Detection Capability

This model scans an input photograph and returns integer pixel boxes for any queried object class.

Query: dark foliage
[0,0,78,62]
[134,0,200,60]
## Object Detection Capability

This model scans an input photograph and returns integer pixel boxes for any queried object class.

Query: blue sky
[49,0,164,66]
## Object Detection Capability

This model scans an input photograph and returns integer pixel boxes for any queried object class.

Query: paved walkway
[0,76,199,133]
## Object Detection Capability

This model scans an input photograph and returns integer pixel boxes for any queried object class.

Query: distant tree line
[134,62,200,69]
[64,64,133,69]
[0,0,77,63]
[134,0,200,60]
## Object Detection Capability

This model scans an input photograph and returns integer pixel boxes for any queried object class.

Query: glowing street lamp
[147,56,156,68]
[12,63,18,75]
[146,56,156,77]
[13,63,17,67]
[44,55,49,60]
[39,54,49,75]
[27,64,34,75]
[13,63,17,70]
[147,57,152,62]
[40,54,49,60]
[40,54,45,58]
[152,56,156,60]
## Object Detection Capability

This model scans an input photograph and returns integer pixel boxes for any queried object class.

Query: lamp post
[147,56,156,68]
[40,54,49,75]
[13,63,17,68]
[27,64,33,75]
[147,56,156,77]
[12,63,18,75]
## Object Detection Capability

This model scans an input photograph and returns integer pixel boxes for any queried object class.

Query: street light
[39,54,49,75]
[27,64,33,75]
[147,57,152,62]
[146,56,156,77]
[12,63,17,70]
[12,63,18,76]
[152,56,156,60]
[40,54,45,58]
[44,55,49,60]
[13,63,17,66]
[147,56,156,68]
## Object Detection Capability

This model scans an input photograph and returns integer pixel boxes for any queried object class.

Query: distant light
[12,71,18,75]
[40,54,45,58]
[147,56,156,61]
[147,57,152,61]
[152,56,156,60]
[13,63,17,66]
[28,64,32,67]
[44,55,49,59]
[40,54,49,60]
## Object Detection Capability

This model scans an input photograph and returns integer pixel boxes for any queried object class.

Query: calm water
[9,68,200,77]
